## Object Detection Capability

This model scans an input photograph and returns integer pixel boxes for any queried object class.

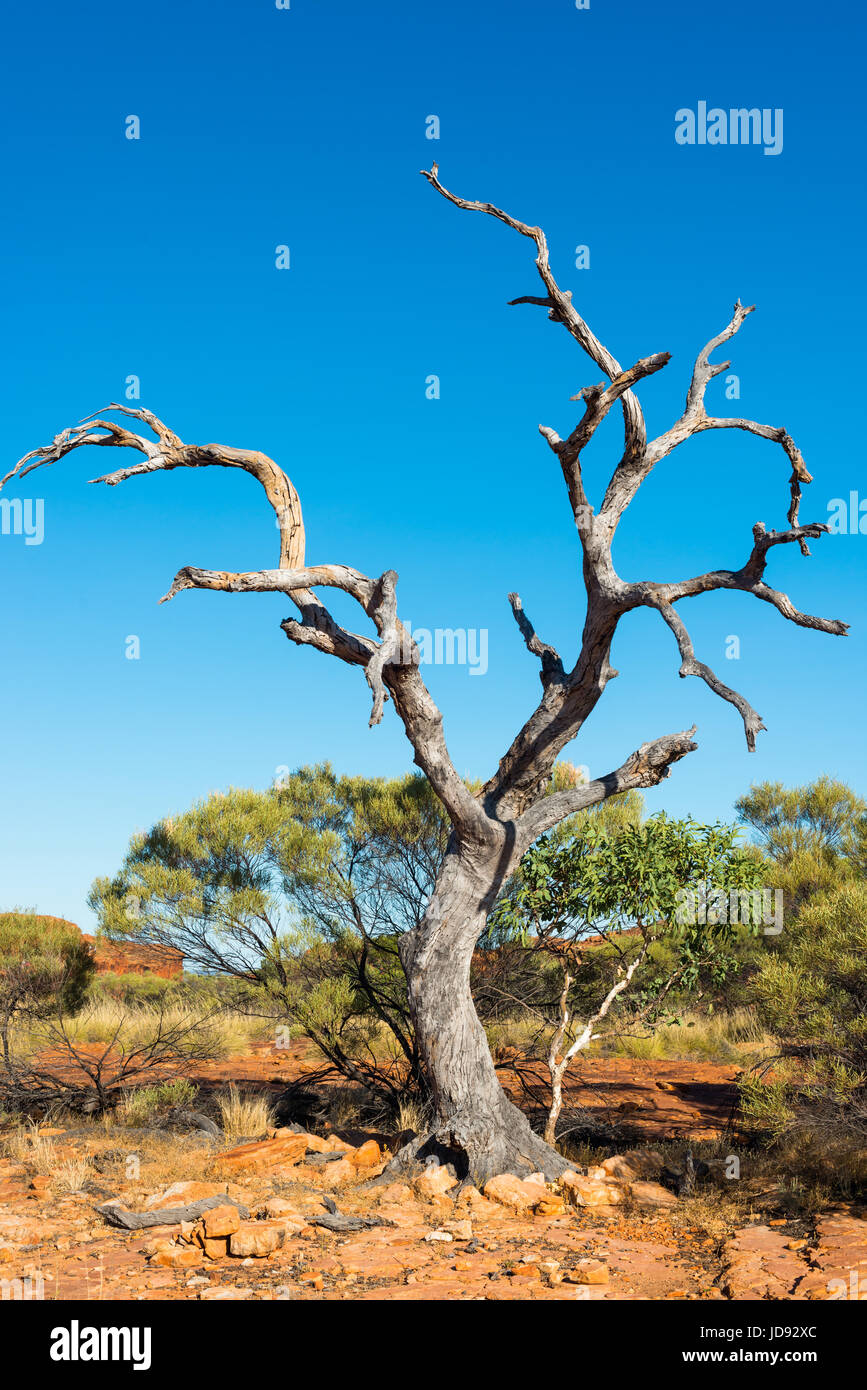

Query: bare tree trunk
[544,966,574,1146]
[543,945,647,1147]
[395,841,570,1185]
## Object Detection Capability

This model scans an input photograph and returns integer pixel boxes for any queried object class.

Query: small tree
[735,777,866,916]
[741,880,867,1171]
[0,912,94,1069]
[4,169,847,1180]
[90,765,448,1105]
[490,816,765,1142]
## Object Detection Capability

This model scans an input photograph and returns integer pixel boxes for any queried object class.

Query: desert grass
[326,1085,371,1130]
[394,1095,429,1136]
[9,999,271,1062]
[116,1077,199,1127]
[215,1083,275,1140]
[53,1155,95,1193]
[2,1122,59,1173]
[596,1007,775,1064]
[484,1006,776,1067]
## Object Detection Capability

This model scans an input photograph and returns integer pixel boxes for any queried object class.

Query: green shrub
[741,880,867,1183]
[117,1078,198,1127]
[0,911,95,1066]
[89,971,175,1006]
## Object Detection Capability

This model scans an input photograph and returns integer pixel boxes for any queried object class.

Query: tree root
[379,1102,571,1188]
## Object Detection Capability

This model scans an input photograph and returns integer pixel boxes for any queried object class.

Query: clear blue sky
[2,0,864,930]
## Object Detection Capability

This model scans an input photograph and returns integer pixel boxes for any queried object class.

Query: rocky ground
[1,1049,864,1303]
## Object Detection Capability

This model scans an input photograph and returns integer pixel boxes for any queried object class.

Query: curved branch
[635,523,849,638]
[543,352,671,535]
[518,725,698,844]
[160,562,405,728]
[604,301,811,539]
[420,165,647,474]
[364,570,402,728]
[655,600,766,751]
[159,562,375,607]
[508,593,564,689]
[2,404,306,570]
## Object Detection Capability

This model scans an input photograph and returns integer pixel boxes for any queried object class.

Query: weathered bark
[96,1194,250,1231]
[394,838,571,1184]
[4,166,848,1187]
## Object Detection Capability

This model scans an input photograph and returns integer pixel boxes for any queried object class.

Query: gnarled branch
[508,593,564,689]
[3,405,489,839]
[3,404,306,570]
[420,165,648,478]
[609,300,813,548]
[518,726,698,844]
[655,600,766,751]
[635,523,849,637]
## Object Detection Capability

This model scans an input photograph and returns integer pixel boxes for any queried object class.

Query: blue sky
[2,0,864,930]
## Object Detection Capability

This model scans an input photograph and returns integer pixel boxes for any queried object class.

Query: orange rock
[349,1140,382,1170]
[29,1176,51,1192]
[299,1133,330,1153]
[455,1187,503,1220]
[201,1204,242,1239]
[202,1237,229,1260]
[565,1258,609,1286]
[374,1183,412,1205]
[143,1237,176,1258]
[260,1198,305,1221]
[483,1174,547,1214]
[512,1263,541,1278]
[628,1180,678,1210]
[217,1135,308,1172]
[535,1198,566,1217]
[228,1224,286,1258]
[601,1149,665,1181]
[151,1247,204,1270]
[145,1181,229,1210]
[322,1158,356,1185]
[559,1172,624,1208]
[324,1136,353,1152]
[413,1166,458,1199]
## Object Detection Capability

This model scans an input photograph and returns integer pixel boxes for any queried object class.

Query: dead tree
[2,169,847,1183]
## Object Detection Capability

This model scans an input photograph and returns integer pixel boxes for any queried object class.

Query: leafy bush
[0,911,95,1065]
[88,971,176,1006]
[117,1077,199,1127]
[741,880,867,1177]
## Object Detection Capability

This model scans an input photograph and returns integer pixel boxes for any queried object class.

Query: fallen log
[307,1212,394,1233]
[307,1195,394,1233]
[95,1194,250,1231]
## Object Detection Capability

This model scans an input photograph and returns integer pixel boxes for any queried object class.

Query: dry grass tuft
[215,1083,275,1140]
